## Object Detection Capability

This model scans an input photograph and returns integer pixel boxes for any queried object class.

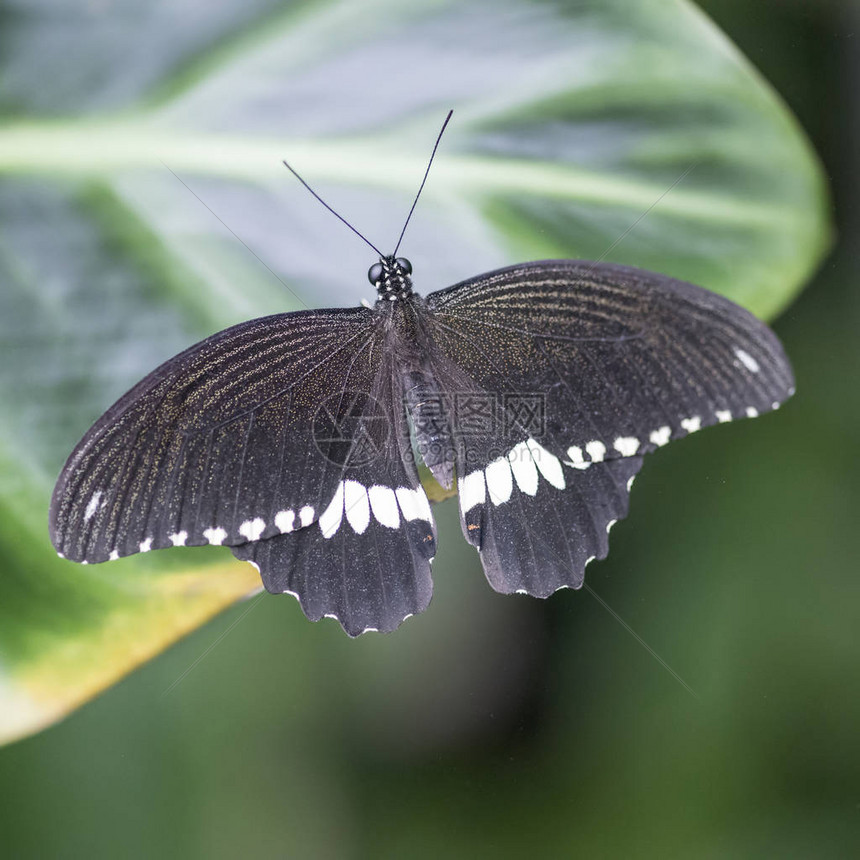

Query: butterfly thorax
[369,255,414,302]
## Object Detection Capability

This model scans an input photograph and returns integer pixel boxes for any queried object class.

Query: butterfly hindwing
[454,430,643,596]
[232,472,436,636]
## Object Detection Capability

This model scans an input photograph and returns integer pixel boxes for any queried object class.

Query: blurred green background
[0,0,857,856]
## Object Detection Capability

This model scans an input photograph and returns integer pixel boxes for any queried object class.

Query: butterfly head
[368,256,413,302]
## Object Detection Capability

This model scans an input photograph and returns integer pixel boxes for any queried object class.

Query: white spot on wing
[203,527,227,546]
[485,457,513,505]
[299,506,315,527]
[585,440,606,462]
[139,537,152,553]
[565,445,590,469]
[627,476,636,491]
[681,416,702,434]
[650,426,671,447]
[459,470,486,514]
[109,550,120,561]
[716,410,732,423]
[526,438,565,489]
[613,436,640,457]
[319,482,345,539]
[746,406,759,418]
[239,518,266,541]
[735,348,760,373]
[169,531,188,547]
[508,441,538,495]
[84,491,103,523]
[275,510,295,533]
[343,480,370,534]
[395,487,432,522]
[567,444,584,463]
[605,519,617,534]
[368,486,400,529]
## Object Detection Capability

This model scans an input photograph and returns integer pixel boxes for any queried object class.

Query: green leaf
[0,0,831,745]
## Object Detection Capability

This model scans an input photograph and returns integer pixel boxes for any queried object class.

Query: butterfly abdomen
[402,369,455,489]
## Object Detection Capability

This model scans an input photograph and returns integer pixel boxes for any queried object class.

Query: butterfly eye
[368,263,384,285]
[395,257,412,274]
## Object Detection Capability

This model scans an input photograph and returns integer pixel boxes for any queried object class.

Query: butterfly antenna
[392,109,453,257]
[282,159,384,257]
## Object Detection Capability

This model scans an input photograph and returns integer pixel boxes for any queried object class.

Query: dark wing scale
[50,308,379,563]
[423,260,794,598]
[426,260,794,468]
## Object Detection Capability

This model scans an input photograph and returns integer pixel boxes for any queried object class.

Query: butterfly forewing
[50,308,383,563]
[426,260,794,468]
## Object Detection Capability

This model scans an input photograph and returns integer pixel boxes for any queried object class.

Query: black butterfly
[49,119,794,637]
